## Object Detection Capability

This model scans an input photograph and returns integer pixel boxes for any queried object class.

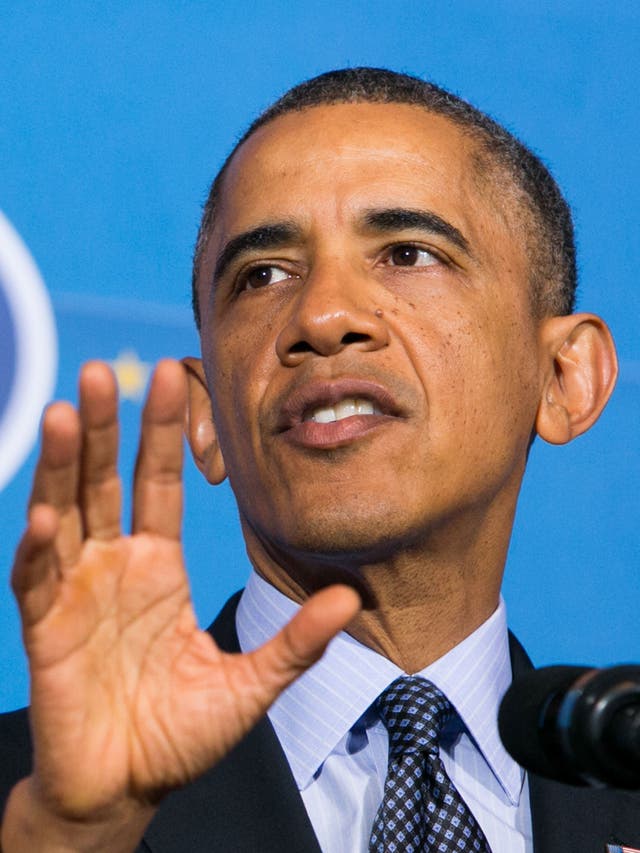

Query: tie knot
[376,675,454,758]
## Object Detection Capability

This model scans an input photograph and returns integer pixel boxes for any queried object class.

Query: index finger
[131,359,187,539]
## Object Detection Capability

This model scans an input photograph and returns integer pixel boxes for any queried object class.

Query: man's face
[195,102,545,562]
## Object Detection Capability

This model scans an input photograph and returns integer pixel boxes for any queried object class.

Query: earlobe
[536,313,618,445]
[182,357,227,484]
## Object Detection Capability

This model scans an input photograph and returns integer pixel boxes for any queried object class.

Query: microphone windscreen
[498,665,591,784]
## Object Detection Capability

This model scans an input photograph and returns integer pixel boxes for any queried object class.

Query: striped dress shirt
[237,571,533,853]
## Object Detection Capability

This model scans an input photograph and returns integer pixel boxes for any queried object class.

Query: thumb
[247,585,361,703]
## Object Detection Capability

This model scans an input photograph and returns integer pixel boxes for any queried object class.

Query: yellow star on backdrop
[109,349,152,402]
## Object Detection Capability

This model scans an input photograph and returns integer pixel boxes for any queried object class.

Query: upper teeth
[305,397,381,423]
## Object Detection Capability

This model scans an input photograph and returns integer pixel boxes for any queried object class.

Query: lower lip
[280,414,396,449]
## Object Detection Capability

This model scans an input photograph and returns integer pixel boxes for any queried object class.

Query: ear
[536,313,618,445]
[182,357,227,484]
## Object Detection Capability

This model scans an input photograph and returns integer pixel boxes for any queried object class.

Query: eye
[240,265,293,291]
[387,244,439,267]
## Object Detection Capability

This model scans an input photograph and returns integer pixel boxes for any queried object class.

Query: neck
[351,549,501,672]
[243,512,509,673]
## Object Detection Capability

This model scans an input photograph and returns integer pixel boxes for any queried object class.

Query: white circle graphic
[0,210,58,491]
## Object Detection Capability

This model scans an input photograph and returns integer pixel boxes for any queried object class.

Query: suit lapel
[509,634,640,853]
[142,592,321,853]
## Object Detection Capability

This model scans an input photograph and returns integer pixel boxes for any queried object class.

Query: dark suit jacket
[2,591,640,852]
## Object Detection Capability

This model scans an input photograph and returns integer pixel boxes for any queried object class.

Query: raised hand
[3,360,360,852]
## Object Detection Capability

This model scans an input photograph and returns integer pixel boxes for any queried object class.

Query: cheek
[207,325,275,457]
[408,303,538,443]
[461,321,540,457]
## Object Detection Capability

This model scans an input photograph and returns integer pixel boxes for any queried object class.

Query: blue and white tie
[369,675,492,853]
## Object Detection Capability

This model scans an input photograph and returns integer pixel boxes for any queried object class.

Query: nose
[275,265,389,366]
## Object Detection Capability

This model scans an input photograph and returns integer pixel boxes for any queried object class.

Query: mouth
[303,397,383,424]
[276,378,402,449]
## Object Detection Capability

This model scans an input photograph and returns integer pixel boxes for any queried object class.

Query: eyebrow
[213,207,472,284]
[361,208,471,256]
[213,221,302,282]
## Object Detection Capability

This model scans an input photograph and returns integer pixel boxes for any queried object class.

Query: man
[0,68,636,852]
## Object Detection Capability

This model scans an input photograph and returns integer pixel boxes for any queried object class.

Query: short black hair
[192,67,576,328]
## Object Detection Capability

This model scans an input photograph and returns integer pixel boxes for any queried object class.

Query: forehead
[220,102,478,221]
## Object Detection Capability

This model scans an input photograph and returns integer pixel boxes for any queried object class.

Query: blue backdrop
[1,1,638,712]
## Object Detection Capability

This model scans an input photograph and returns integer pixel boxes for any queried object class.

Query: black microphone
[498,664,640,788]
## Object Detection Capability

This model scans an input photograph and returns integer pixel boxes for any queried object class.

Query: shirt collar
[236,570,523,805]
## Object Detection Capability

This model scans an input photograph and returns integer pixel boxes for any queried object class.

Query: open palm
[7,360,359,845]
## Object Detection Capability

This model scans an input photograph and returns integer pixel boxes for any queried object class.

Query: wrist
[1,777,155,853]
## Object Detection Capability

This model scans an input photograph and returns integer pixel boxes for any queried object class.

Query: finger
[11,504,61,626]
[29,401,83,568]
[78,362,122,541]
[248,585,361,702]
[132,360,186,539]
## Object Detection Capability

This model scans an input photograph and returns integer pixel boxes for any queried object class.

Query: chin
[269,503,416,564]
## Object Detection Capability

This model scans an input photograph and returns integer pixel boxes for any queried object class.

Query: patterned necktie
[369,675,492,853]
